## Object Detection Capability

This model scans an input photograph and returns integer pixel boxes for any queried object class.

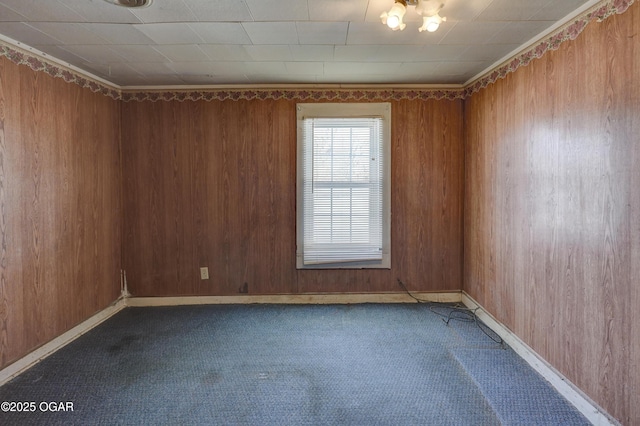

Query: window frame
[296,102,391,269]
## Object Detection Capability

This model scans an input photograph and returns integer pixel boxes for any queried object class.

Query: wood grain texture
[464,3,640,423]
[0,56,122,370]
[121,98,464,296]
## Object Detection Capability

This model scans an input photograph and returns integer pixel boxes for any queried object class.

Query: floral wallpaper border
[464,0,635,97]
[0,0,634,102]
[119,88,465,102]
[0,45,121,100]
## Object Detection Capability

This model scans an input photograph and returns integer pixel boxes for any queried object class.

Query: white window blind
[296,102,391,269]
[296,103,390,269]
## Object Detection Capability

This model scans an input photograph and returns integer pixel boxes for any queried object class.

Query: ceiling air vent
[103,0,152,8]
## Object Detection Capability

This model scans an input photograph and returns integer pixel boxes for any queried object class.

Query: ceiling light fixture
[103,0,153,8]
[381,0,446,33]
[380,0,408,31]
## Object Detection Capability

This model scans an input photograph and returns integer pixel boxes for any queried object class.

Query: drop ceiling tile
[80,23,154,45]
[126,61,175,75]
[188,23,251,44]
[165,74,226,85]
[315,73,395,84]
[178,75,211,84]
[244,0,309,21]
[27,22,109,45]
[429,74,466,84]
[244,45,292,61]
[134,22,203,44]
[476,0,550,21]
[129,0,196,23]
[58,0,141,23]
[346,22,420,45]
[202,74,251,84]
[323,61,401,75]
[397,61,441,75]
[117,74,157,86]
[82,62,141,79]
[284,61,323,74]
[60,44,125,63]
[417,44,470,61]
[199,45,252,61]
[33,44,90,66]
[242,22,298,45]
[117,44,167,61]
[0,3,27,21]
[0,0,84,22]
[142,75,189,85]
[397,75,441,84]
[413,27,450,45]
[260,74,319,83]
[166,61,219,75]
[438,21,509,45]
[374,45,432,62]
[289,45,334,61]
[243,61,288,74]
[312,74,341,83]
[153,44,209,62]
[296,22,348,45]
[436,60,487,75]
[247,73,317,84]
[333,45,379,61]
[438,0,494,21]
[488,20,555,45]
[0,22,62,45]
[532,0,592,20]
[208,62,248,74]
[458,43,521,61]
[183,0,253,22]
[308,0,368,21]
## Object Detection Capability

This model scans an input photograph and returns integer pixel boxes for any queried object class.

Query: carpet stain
[200,371,223,385]
[107,334,141,354]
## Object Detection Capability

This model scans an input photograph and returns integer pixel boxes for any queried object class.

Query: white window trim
[296,103,391,269]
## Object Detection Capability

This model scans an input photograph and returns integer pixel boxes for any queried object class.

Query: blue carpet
[0,304,589,425]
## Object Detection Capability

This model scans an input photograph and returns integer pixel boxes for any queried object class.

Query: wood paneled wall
[121,98,464,296]
[0,57,122,369]
[464,3,639,424]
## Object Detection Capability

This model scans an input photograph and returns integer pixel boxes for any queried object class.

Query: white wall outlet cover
[200,267,209,280]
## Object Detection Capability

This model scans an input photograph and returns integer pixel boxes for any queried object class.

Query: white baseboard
[461,292,619,426]
[0,298,127,386]
[126,291,462,307]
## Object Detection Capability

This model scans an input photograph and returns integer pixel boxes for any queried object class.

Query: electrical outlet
[200,267,209,280]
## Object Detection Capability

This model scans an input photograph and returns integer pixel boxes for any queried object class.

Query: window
[296,103,391,269]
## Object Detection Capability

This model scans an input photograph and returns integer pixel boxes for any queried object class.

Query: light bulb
[380,2,407,31]
[419,14,446,32]
[387,15,400,29]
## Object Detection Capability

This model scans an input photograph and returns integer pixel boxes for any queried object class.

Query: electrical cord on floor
[397,279,503,345]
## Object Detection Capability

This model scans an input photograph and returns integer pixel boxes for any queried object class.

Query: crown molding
[0,0,634,102]
[0,34,121,100]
